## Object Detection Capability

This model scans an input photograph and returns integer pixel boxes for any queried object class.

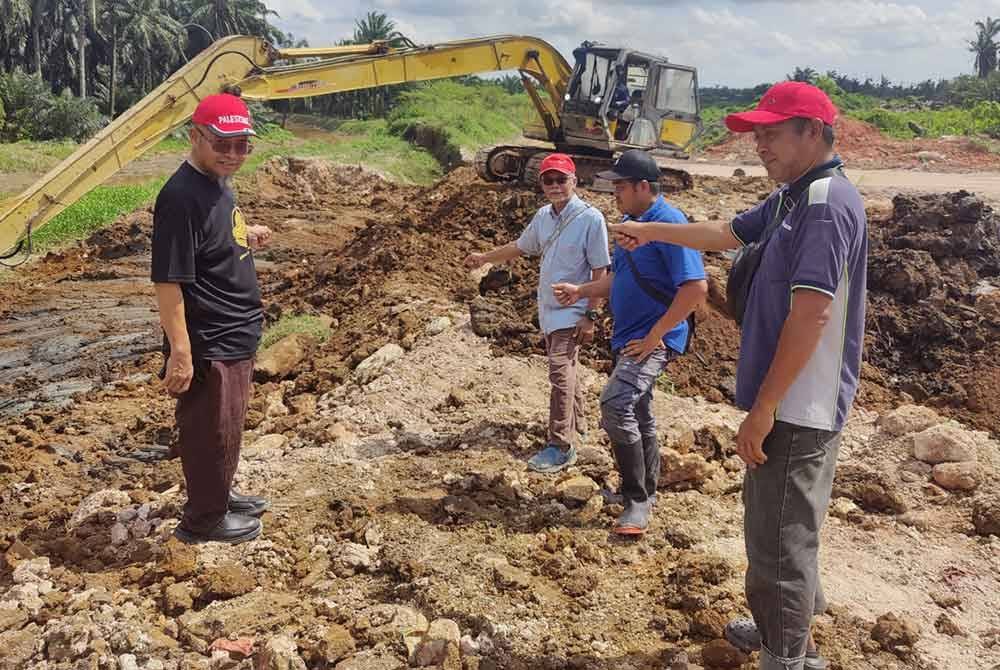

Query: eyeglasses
[541,174,570,186]
[196,127,254,156]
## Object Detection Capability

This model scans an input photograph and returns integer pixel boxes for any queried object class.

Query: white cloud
[264,0,995,86]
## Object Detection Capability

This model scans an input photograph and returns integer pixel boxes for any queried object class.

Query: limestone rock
[255,635,306,670]
[178,592,298,646]
[68,489,131,529]
[354,344,405,384]
[255,333,317,381]
[425,317,452,337]
[334,646,406,670]
[411,618,461,668]
[11,557,50,584]
[555,475,599,505]
[912,422,978,464]
[336,543,375,575]
[288,393,318,416]
[576,446,613,468]
[0,606,28,633]
[163,582,194,614]
[880,404,943,436]
[972,494,1000,536]
[660,448,719,489]
[356,604,428,648]
[244,434,288,459]
[307,624,355,665]
[931,461,979,491]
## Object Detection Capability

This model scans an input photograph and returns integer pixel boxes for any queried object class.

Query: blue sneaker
[527,444,577,473]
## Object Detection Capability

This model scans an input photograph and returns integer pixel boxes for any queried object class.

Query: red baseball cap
[539,153,576,176]
[724,81,838,133]
[192,94,256,137]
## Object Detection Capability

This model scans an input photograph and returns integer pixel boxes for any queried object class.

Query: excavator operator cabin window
[572,53,613,103]
[655,67,697,115]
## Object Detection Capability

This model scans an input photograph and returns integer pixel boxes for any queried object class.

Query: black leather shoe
[174,513,262,544]
[228,490,270,517]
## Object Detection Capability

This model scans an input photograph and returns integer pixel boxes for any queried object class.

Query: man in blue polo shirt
[609,82,868,670]
[553,149,707,536]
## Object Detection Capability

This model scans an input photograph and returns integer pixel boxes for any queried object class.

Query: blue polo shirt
[610,196,706,353]
[730,158,868,431]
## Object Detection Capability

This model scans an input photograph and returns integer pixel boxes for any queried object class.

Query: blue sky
[267,0,1000,87]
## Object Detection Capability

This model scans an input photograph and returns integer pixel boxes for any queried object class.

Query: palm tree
[352,10,403,45]
[185,0,279,40]
[969,17,1000,79]
[0,0,32,71]
[102,0,182,116]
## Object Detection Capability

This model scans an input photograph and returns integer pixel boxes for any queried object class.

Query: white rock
[338,543,374,570]
[425,317,452,337]
[932,462,980,491]
[244,434,288,459]
[12,557,50,584]
[68,489,131,529]
[118,654,140,670]
[257,635,307,670]
[880,404,943,437]
[110,523,129,546]
[913,422,979,464]
[354,344,405,384]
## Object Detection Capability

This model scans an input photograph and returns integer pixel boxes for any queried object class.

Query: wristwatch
[585,309,600,322]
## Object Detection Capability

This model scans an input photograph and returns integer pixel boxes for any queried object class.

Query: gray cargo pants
[599,348,678,503]
[744,421,841,670]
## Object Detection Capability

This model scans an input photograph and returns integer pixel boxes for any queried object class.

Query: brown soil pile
[866,191,1000,433]
[243,160,766,406]
[705,117,1000,171]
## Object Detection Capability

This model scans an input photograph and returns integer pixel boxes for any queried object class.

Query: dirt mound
[867,191,1000,433]
[251,165,763,404]
[705,116,1000,171]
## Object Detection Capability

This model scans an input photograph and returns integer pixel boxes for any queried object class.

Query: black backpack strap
[621,250,696,354]
[755,162,845,248]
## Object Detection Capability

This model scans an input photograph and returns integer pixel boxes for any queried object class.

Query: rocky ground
[0,158,999,670]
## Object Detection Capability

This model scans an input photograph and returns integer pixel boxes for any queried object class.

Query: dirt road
[664,159,1000,204]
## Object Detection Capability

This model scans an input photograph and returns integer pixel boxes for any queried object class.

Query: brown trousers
[175,358,254,533]
[545,327,586,447]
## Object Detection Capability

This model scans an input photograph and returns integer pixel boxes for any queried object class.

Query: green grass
[261,314,330,350]
[698,81,1000,149]
[0,139,77,172]
[31,178,166,251]
[387,80,533,152]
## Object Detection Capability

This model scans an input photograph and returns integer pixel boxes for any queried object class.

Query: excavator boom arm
[0,34,571,259]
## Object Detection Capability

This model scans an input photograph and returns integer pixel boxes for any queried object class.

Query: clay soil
[0,157,998,670]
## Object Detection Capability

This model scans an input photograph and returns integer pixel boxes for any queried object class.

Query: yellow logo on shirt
[232,207,250,259]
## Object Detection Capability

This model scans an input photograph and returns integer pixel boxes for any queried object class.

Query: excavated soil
[705,117,1000,172]
[0,157,998,670]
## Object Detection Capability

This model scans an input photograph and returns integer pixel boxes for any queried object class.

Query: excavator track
[476,145,693,193]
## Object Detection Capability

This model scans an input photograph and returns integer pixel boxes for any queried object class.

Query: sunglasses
[541,173,570,186]
[196,127,254,156]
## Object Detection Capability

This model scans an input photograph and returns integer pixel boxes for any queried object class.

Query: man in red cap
[609,82,868,669]
[151,93,273,544]
[464,153,610,472]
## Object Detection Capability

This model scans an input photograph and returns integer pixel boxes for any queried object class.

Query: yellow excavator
[0,34,701,261]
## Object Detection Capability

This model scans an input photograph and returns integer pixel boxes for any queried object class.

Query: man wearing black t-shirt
[151,93,272,544]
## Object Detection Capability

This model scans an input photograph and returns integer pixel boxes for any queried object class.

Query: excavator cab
[561,43,700,157]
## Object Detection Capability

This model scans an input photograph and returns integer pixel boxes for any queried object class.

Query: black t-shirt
[151,161,263,360]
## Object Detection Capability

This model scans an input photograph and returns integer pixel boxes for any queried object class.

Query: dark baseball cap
[595,149,661,182]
